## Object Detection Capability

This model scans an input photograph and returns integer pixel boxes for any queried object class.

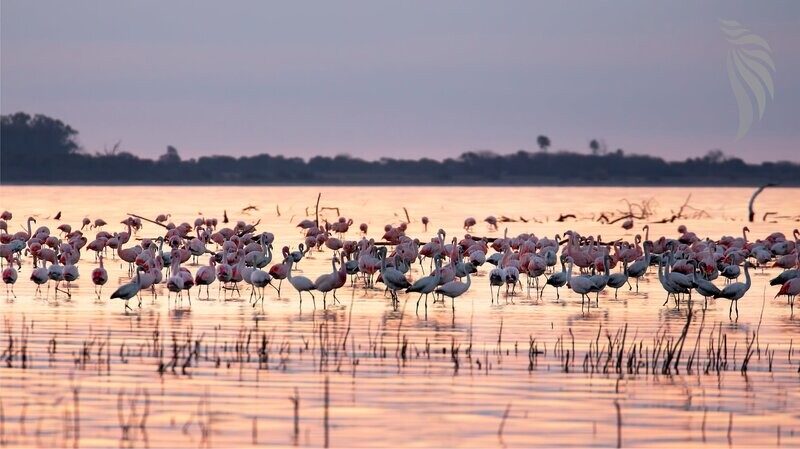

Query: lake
[0,185,799,447]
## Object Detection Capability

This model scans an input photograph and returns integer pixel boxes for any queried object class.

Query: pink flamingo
[776,278,800,310]
[314,255,339,307]
[268,249,290,297]
[2,256,19,298]
[92,255,109,299]
[30,258,49,295]
[195,256,216,299]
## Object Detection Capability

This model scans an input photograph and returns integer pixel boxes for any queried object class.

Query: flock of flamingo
[1,210,799,319]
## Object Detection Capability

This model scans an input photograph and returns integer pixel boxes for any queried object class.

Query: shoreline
[3,180,799,188]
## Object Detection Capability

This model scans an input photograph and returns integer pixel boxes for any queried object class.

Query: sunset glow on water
[1,185,799,448]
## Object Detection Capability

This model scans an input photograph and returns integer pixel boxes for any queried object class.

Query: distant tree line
[2,112,799,186]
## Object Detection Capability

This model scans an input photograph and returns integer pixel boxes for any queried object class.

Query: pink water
[0,185,798,447]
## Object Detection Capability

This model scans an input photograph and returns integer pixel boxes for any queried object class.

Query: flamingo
[378,247,410,308]
[215,255,233,298]
[463,217,476,231]
[665,251,695,303]
[332,252,348,301]
[117,219,133,245]
[626,241,651,292]
[313,255,339,308]
[2,256,19,298]
[30,258,49,295]
[137,263,158,301]
[566,257,594,306]
[489,260,506,304]
[48,255,68,298]
[118,242,140,276]
[166,249,187,305]
[714,261,752,319]
[188,226,207,264]
[110,268,143,312]
[407,257,442,313]
[289,244,304,264]
[770,269,800,286]
[693,265,721,309]
[16,217,36,242]
[720,262,741,283]
[435,267,471,311]
[62,259,79,297]
[195,256,216,300]
[658,256,689,307]
[504,260,521,291]
[606,261,630,298]
[775,278,800,310]
[542,255,568,300]
[250,266,273,306]
[268,261,290,298]
[587,254,611,305]
[484,216,498,231]
[285,257,316,307]
[357,246,381,288]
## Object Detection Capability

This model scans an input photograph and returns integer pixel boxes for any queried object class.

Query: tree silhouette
[158,145,181,165]
[1,112,80,160]
[1,112,797,186]
[537,135,551,152]
[589,139,600,155]
[704,149,726,163]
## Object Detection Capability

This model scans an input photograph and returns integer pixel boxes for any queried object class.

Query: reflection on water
[0,185,799,447]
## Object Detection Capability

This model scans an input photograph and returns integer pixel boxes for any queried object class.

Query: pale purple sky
[2,1,799,162]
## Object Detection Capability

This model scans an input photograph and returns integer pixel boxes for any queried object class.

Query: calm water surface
[1,185,799,448]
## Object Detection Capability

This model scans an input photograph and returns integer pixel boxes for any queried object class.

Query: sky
[2,1,799,162]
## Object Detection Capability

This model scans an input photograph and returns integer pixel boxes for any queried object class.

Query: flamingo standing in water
[775,278,800,310]
[542,255,568,300]
[118,243,140,276]
[714,261,752,320]
[167,249,189,305]
[606,261,630,298]
[47,255,68,298]
[92,255,109,300]
[62,257,79,297]
[378,246,410,308]
[489,260,506,303]
[215,254,233,298]
[250,267,273,306]
[435,266,471,311]
[566,257,594,306]
[30,258,49,295]
[268,262,289,297]
[463,217,476,231]
[2,256,19,298]
[285,257,316,307]
[407,257,442,313]
[313,255,339,308]
[626,241,651,292]
[694,263,721,309]
[110,268,143,312]
[195,256,216,299]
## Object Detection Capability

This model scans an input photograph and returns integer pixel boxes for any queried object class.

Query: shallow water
[1,185,799,448]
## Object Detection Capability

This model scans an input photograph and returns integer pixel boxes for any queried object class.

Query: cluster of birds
[1,209,799,319]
